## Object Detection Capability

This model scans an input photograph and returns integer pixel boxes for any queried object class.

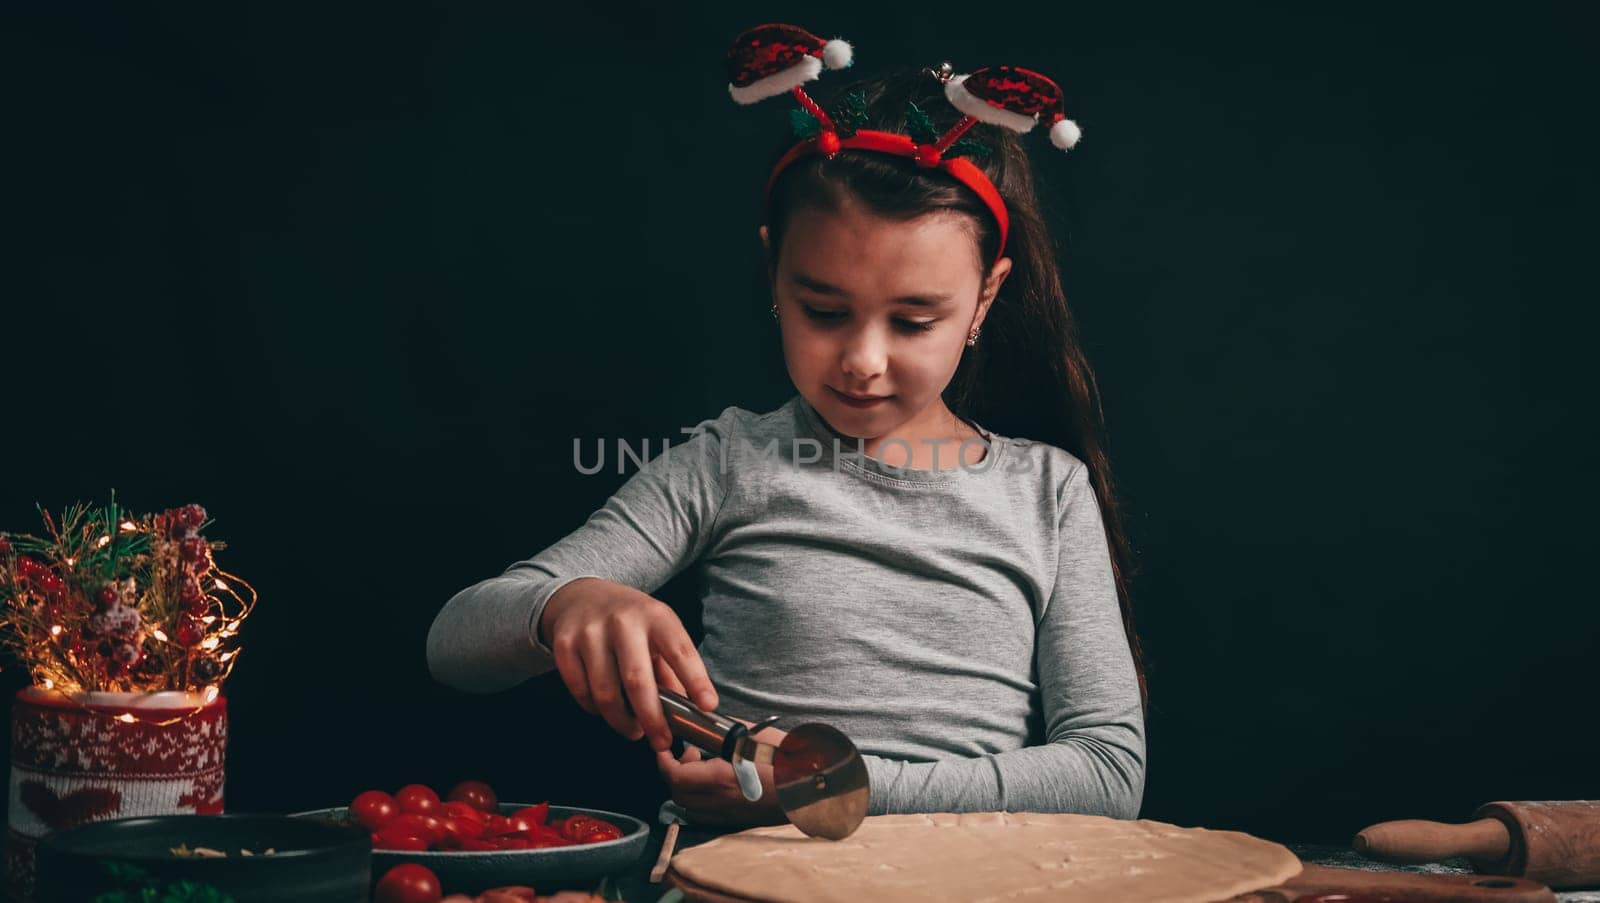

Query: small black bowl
[34,813,371,903]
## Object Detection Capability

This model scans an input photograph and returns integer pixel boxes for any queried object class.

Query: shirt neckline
[790,394,1009,485]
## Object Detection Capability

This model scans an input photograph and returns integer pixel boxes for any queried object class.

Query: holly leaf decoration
[830,90,869,137]
[904,102,940,145]
[946,138,993,160]
[789,108,821,141]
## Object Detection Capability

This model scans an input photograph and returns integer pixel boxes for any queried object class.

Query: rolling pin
[1355,800,1600,890]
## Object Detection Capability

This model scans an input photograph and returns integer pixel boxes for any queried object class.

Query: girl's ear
[758,225,770,253]
[973,256,1013,331]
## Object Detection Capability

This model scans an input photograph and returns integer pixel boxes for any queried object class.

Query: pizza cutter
[657,688,870,840]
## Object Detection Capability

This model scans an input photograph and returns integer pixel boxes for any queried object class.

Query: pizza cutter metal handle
[659,687,748,760]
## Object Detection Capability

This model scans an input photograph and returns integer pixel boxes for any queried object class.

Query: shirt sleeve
[859,461,1147,818]
[425,410,735,693]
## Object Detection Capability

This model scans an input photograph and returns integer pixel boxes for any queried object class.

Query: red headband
[726,23,1083,268]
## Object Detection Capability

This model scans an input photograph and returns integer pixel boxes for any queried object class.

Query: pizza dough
[670,812,1302,903]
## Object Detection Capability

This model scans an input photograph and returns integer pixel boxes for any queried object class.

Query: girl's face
[763,197,1011,441]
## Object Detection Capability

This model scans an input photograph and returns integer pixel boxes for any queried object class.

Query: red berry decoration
[179,536,208,564]
[97,585,119,609]
[0,535,10,554]
[175,618,204,647]
[178,503,207,529]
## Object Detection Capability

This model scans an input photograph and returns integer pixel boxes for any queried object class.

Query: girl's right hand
[538,577,718,752]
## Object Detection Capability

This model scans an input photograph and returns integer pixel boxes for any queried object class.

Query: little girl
[427,26,1146,830]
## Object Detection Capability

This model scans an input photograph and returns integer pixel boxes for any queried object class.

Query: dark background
[2,3,1595,846]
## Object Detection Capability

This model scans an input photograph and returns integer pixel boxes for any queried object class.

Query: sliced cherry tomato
[559,814,602,841]
[350,789,399,831]
[495,814,539,836]
[511,802,549,826]
[527,824,566,842]
[581,823,623,844]
[483,813,512,836]
[495,836,531,850]
[478,888,536,903]
[374,828,429,852]
[373,863,441,903]
[441,800,487,825]
[445,779,498,813]
[395,784,441,816]
[385,813,445,844]
[439,816,479,846]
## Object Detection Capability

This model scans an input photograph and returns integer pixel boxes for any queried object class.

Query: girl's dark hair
[764,68,1148,709]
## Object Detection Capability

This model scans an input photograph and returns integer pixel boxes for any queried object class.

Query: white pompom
[1050,118,1082,150]
[822,39,853,70]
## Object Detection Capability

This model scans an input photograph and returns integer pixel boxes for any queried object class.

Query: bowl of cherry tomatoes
[291,780,648,895]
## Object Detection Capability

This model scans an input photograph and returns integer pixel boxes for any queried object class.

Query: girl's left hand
[655,722,790,828]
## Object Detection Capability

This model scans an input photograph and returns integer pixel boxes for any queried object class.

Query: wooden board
[664,861,1558,902]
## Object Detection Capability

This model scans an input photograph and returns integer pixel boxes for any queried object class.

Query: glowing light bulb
[201,636,220,651]
[49,625,62,637]
[116,713,136,723]
[120,520,137,532]
[152,629,169,642]
[214,578,229,591]
[203,686,219,704]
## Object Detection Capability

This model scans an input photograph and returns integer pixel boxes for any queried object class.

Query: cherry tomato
[385,813,444,844]
[395,784,441,816]
[349,789,398,831]
[494,836,531,850]
[511,802,548,826]
[445,780,498,813]
[373,863,441,903]
[441,800,487,825]
[373,827,428,851]
[460,836,497,851]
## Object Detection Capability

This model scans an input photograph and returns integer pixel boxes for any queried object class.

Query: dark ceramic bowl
[34,813,370,903]
[290,803,649,895]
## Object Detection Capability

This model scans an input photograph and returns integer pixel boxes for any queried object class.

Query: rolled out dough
[671,812,1302,903]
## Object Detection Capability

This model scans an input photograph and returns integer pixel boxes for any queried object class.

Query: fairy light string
[0,495,255,727]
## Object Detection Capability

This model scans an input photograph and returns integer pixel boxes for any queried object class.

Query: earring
[771,303,779,320]
[966,328,980,347]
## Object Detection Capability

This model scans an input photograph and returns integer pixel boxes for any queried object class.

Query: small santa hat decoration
[944,65,1082,151]
[726,23,853,106]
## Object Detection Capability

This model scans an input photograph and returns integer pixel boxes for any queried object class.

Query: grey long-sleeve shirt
[425,394,1146,818]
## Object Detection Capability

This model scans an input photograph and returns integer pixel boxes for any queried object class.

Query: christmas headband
[725,23,1083,268]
